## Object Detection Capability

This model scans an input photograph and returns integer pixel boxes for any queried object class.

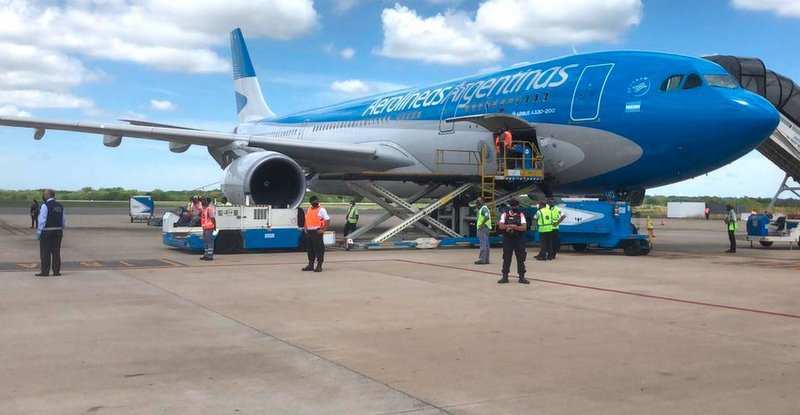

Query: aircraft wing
[0,115,414,171]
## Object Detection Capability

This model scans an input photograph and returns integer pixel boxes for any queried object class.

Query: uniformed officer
[36,189,64,277]
[474,196,492,265]
[497,199,529,284]
[303,196,330,272]
[343,200,359,236]
[724,204,738,253]
[534,200,553,260]
[548,198,565,259]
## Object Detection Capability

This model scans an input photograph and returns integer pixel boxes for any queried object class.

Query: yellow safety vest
[346,206,359,224]
[537,207,552,233]
[550,205,562,230]
[476,205,492,229]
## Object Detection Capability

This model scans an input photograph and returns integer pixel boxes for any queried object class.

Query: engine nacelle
[221,151,306,208]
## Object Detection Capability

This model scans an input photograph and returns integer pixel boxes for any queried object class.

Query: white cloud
[330,79,406,96]
[340,47,356,60]
[330,80,370,94]
[333,0,359,13]
[377,1,641,65]
[0,0,317,112]
[378,4,502,65]
[475,0,643,49]
[150,99,176,111]
[0,90,93,109]
[0,105,31,117]
[731,0,800,17]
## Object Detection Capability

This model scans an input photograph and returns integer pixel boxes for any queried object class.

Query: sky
[1,0,799,197]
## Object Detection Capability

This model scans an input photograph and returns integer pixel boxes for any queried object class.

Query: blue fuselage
[243,51,779,195]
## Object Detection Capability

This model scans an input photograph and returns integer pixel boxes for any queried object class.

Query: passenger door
[570,63,615,122]
[439,84,465,134]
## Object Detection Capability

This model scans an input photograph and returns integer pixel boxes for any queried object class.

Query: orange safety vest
[305,206,324,229]
[502,131,513,149]
[200,206,215,230]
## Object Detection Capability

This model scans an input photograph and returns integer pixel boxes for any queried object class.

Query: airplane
[0,28,780,209]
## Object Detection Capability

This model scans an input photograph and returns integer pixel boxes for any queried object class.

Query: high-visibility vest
[476,205,492,230]
[305,206,324,229]
[502,131,512,149]
[200,206,215,230]
[726,210,738,231]
[550,205,562,230]
[537,206,552,233]
[346,206,359,224]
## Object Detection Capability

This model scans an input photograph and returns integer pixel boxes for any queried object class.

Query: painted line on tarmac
[398,259,800,320]
[0,258,187,272]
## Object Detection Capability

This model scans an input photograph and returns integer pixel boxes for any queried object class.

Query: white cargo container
[666,202,706,218]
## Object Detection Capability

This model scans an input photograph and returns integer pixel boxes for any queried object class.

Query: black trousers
[306,231,325,265]
[343,222,357,237]
[39,230,63,275]
[537,231,552,259]
[501,235,526,277]
[31,215,37,228]
[728,230,736,252]
[551,229,560,258]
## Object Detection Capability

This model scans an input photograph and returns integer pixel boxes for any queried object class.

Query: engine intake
[221,151,306,208]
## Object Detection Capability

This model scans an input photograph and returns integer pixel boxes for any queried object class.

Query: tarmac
[1,207,799,414]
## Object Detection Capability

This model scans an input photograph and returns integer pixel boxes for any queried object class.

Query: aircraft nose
[727,91,780,144]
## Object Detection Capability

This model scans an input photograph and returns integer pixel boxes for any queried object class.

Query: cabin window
[660,74,684,91]
[543,92,550,101]
[683,73,702,90]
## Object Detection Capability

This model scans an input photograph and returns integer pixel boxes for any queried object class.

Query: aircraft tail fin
[231,28,274,123]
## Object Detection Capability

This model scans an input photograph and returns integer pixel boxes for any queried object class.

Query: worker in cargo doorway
[303,195,330,272]
[36,189,64,277]
[474,196,492,265]
[344,200,359,237]
[200,197,216,261]
[724,204,738,253]
[498,199,529,284]
[549,199,565,259]
[535,200,553,260]
[495,128,513,170]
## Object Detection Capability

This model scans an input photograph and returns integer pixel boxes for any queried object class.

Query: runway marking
[397,259,800,321]
[0,258,187,272]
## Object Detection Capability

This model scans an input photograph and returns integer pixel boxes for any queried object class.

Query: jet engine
[221,151,306,208]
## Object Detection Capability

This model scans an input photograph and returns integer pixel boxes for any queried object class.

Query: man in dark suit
[36,189,65,277]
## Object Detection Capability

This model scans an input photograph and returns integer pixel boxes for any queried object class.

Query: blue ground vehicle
[531,199,651,256]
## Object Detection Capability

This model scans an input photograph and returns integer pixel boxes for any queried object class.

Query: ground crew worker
[303,196,330,272]
[704,207,710,220]
[502,129,514,168]
[474,197,492,265]
[646,216,655,243]
[549,199,565,259]
[29,199,39,228]
[724,204,738,253]
[200,197,216,261]
[535,200,553,260]
[497,199,529,284]
[36,189,64,277]
[344,200,359,236]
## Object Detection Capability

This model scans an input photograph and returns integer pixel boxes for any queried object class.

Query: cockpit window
[683,73,702,90]
[704,74,738,89]
[660,75,684,91]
